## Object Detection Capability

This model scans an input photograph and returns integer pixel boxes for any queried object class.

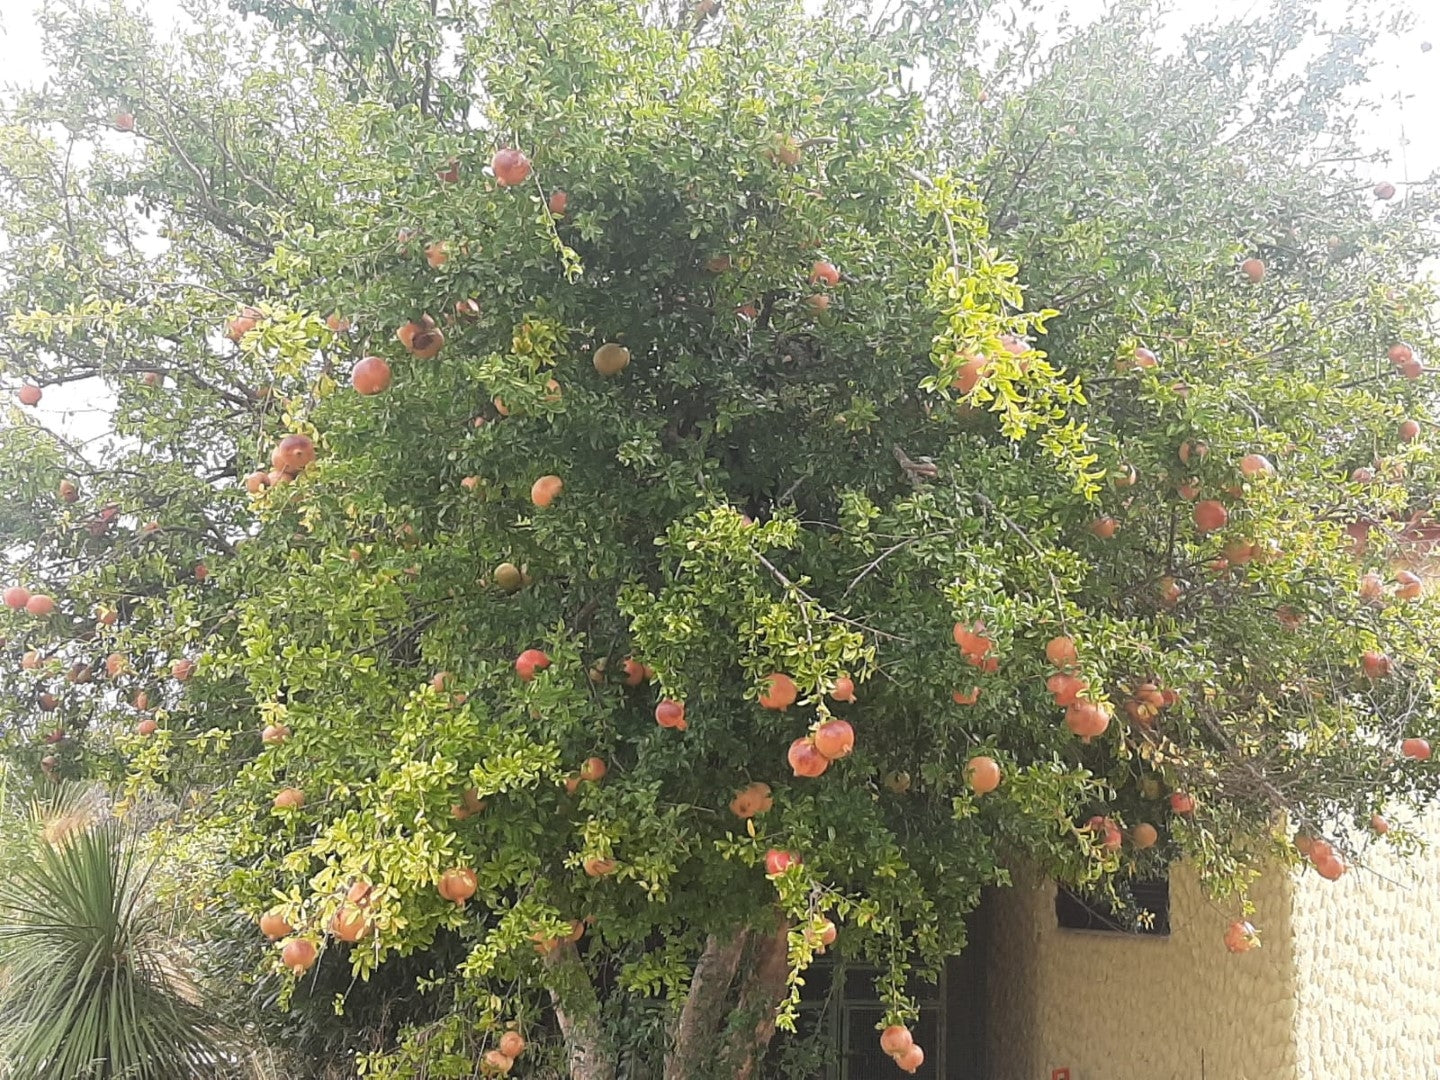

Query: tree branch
[664,930,750,1080]
[722,922,792,1080]
[540,941,615,1080]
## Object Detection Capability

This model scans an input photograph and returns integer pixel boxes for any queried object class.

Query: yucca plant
[0,784,224,1079]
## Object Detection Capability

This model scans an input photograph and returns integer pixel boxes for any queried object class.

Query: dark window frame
[795,958,947,1079]
[1055,876,1171,937]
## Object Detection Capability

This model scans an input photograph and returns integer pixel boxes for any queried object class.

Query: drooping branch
[663,930,750,1080]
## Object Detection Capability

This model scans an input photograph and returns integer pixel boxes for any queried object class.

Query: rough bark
[723,922,793,1080]
[663,930,751,1080]
[541,941,616,1080]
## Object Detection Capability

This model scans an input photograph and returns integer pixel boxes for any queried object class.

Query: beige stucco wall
[1291,808,1440,1079]
[985,865,1300,1080]
[986,821,1440,1080]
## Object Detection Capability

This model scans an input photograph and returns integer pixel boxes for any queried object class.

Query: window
[794,960,945,1079]
[1055,876,1170,936]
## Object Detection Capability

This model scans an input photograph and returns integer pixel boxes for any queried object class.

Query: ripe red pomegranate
[1361,651,1392,679]
[438,867,479,905]
[812,719,854,759]
[1239,454,1274,479]
[1047,672,1087,707]
[621,658,651,686]
[879,1025,913,1056]
[272,434,316,473]
[763,849,800,875]
[1374,181,1397,200]
[655,699,687,730]
[1224,920,1258,953]
[1399,419,1421,443]
[262,724,292,746]
[809,261,840,286]
[351,357,392,395]
[788,738,830,777]
[758,673,798,710]
[329,904,371,943]
[729,782,773,819]
[2,586,31,610]
[579,757,607,782]
[281,938,318,973]
[531,474,564,507]
[1086,815,1123,851]
[491,148,532,187]
[965,755,1002,794]
[1193,500,1228,533]
[548,190,568,216]
[1169,791,1196,814]
[1239,257,1266,283]
[1044,635,1078,668]
[952,622,994,659]
[1089,516,1119,539]
[830,676,856,702]
[952,356,990,394]
[259,909,292,940]
[894,1045,925,1074]
[225,306,263,342]
[397,315,445,358]
[18,384,42,406]
[514,648,552,681]
[1179,440,1208,464]
[1065,700,1111,741]
[1401,737,1431,760]
[1396,570,1424,600]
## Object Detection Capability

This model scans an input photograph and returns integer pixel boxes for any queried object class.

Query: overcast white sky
[2,0,1438,435]
[2,0,1436,171]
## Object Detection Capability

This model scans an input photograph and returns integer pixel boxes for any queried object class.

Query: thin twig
[843,537,923,597]
[970,490,1069,631]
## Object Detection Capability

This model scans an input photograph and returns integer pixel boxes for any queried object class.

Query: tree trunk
[541,941,616,1080]
[722,922,792,1080]
[663,930,751,1080]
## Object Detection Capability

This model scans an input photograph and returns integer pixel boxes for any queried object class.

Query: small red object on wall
[1051,1070,1071,1080]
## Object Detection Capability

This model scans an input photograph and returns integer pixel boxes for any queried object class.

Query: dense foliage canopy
[1,0,1437,1075]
